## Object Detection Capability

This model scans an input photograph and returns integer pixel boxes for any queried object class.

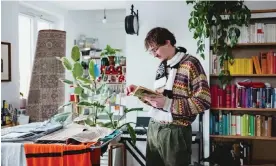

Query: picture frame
[1,42,11,82]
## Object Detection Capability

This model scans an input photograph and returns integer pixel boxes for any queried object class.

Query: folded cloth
[24,144,63,166]
[24,142,100,166]
[98,129,120,142]
[1,142,27,166]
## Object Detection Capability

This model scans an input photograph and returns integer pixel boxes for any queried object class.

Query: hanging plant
[186,1,251,87]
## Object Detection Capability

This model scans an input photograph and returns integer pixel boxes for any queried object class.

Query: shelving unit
[209,9,276,166]
[211,108,276,112]
[210,74,276,77]
[210,135,276,141]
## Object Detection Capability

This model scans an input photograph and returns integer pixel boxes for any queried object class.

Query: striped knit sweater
[160,54,211,126]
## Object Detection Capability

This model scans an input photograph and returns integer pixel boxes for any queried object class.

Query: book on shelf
[210,23,276,45]
[210,111,276,137]
[210,140,251,165]
[210,51,276,75]
[210,83,276,109]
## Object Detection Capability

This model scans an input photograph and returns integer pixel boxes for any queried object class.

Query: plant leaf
[59,78,74,85]
[85,118,95,126]
[97,122,113,128]
[124,107,143,114]
[57,102,72,110]
[77,101,94,107]
[72,62,83,79]
[89,60,96,80]
[74,86,83,95]
[71,46,80,62]
[60,57,72,70]
[76,76,92,85]
[127,123,136,145]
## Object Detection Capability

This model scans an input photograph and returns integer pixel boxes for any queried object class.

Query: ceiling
[49,1,127,10]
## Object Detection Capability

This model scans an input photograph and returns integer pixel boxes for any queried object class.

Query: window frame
[18,6,56,97]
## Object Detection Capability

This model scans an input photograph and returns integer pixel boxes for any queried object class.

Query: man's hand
[125,84,137,96]
[144,96,166,108]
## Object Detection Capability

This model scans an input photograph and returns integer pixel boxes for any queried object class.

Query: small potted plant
[100,45,122,66]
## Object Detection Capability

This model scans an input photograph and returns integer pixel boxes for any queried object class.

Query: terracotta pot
[108,56,116,66]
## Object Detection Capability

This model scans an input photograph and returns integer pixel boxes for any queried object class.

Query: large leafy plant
[57,46,109,124]
[57,45,143,145]
[186,1,251,87]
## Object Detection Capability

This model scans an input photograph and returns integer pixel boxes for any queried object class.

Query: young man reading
[126,27,211,166]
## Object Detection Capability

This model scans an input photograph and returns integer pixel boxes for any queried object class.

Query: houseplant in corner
[100,45,122,66]
[186,1,251,88]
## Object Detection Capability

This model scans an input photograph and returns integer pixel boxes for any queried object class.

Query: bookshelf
[210,74,276,77]
[211,108,276,112]
[209,9,276,166]
[210,135,276,141]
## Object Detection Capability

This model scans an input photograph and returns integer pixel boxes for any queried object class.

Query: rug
[27,30,66,122]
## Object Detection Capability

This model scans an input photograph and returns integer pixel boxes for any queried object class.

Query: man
[126,27,211,166]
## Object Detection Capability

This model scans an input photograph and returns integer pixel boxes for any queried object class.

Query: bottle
[2,100,6,126]
[3,101,11,125]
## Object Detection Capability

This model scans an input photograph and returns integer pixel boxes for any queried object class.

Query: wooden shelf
[235,42,276,46]
[210,42,276,49]
[210,74,276,77]
[211,108,276,112]
[210,135,276,141]
[251,9,276,14]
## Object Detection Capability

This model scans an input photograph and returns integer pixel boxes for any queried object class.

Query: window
[37,19,54,31]
[19,14,34,97]
[18,13,54,97]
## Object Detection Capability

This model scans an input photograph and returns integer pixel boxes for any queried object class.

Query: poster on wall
[1,42,11,82]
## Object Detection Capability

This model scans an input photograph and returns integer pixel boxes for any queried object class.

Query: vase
[101,57,109,66]
[108,56,116,66]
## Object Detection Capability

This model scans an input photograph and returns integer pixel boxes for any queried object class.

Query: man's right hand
[125,84,137,96]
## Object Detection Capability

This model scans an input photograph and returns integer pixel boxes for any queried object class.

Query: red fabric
[24,142,101,166]
[24,144,63,166]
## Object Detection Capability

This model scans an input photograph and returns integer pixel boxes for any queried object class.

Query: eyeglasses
[149,46,160,55]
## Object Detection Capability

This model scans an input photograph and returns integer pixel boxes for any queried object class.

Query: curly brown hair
[144,27,176,50]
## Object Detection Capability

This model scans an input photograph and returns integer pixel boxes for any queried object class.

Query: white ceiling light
[102,8,107,23]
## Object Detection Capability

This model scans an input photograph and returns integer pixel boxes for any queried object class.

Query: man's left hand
[144,96,166,108]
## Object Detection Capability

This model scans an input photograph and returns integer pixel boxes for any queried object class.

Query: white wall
[1,1,20,108]
[65,9,125,53]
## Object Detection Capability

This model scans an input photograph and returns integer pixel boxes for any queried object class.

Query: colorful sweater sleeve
[163,59,211,116]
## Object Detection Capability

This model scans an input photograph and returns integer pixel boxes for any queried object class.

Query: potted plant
[57,45,107,124]
[100,45,122,66]
[57,45,143,145]
[186,1,251,88]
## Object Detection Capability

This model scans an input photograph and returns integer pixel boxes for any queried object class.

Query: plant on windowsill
[186,1,251,88]
[100,44,122,66]
[57,45,143,145]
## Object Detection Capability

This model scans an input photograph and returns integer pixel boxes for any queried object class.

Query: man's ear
[165,40,171,46]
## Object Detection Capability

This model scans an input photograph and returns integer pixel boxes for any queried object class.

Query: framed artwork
[1,42,11,82]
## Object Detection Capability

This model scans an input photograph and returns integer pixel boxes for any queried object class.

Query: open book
[131,86,163,104]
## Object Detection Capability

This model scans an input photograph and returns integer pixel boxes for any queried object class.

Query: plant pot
[108,56,116,66]
[101,57,109,66]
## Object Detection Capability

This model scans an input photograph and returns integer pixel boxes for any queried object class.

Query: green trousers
[146,119,192,166]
